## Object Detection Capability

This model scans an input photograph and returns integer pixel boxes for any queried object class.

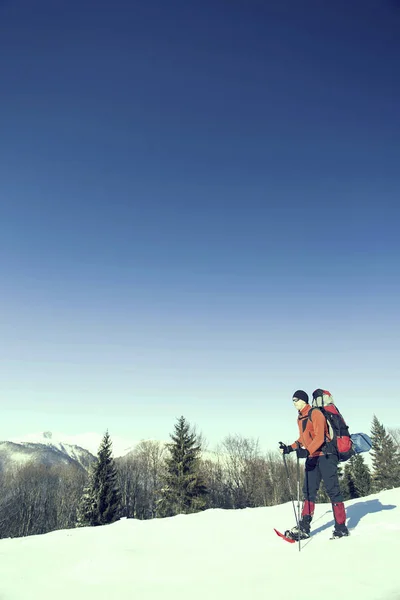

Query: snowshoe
[284,526,310,541]
[330,526,349,540]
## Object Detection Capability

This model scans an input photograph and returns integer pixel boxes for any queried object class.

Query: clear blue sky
[0,0,399,452]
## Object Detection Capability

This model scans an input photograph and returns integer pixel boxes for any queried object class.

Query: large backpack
[310,389,355,462]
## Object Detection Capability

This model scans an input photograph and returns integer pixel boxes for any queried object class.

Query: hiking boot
[331,525,349,539]
[285,518,311,541]
[284,514,312,541]
[285,525,310,541]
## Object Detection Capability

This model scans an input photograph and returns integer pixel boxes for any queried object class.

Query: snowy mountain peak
[8,431,137,458]
[0,433,97,472]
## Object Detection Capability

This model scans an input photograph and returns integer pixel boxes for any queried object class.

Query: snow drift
[0,488,399,600]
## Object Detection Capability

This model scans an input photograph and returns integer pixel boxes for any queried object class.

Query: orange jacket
[290,404,330,457]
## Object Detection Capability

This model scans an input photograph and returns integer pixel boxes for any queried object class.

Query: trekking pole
[297,454,301,553]
[279,443,301,536]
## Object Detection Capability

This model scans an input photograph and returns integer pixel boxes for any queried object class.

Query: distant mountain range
[0,432,96,473]
[7,431,138,457]
[0,431,213,474]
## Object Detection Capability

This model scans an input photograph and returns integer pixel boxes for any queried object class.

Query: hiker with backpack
[279,389,350,540]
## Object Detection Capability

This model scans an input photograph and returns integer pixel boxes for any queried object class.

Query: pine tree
[157,416,208,517]
[343,454,372,499]
[342,462,357,500]
[77,431,121,526]
[351,453,372,497]
[370,416,400,492]
[76,467,97,527]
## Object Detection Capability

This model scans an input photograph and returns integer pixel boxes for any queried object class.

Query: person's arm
[306,409,326,455]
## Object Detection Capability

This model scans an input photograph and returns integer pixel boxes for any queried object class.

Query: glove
[295,447,309,459]
[279,442,294,455]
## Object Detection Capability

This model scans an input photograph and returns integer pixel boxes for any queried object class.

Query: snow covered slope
[0,488,398,600]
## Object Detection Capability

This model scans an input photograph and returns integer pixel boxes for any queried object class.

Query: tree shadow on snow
[311,499,397,536]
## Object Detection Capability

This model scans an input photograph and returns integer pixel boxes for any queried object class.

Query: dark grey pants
[303,454,343,503]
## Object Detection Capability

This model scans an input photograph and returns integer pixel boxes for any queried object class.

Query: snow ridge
[0,487,399,600]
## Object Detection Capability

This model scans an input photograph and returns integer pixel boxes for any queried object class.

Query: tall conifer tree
[370,416,400,492]
[77,431,121,526]
[343,454,372,499]
[158,416,208,517]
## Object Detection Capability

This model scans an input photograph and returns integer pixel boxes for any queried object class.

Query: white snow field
[0,488,399,600]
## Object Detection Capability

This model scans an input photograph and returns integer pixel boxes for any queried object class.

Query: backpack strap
[306,407,331,447]
[300,411,311,432]
[300,407,318,432]
[306,407,318,428]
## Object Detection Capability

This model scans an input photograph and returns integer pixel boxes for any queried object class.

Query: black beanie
[292,390,309,403]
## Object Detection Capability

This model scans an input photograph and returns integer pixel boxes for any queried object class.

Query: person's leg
[300,457,321,532]
[319,454,348,535]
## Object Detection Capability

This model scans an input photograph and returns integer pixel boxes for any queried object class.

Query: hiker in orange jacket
[279,389,349,540]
